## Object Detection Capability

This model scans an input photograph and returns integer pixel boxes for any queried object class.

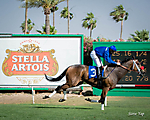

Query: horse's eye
[137,63,140,65]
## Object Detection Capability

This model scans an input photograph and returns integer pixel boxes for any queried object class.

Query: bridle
[132,60,142,74]
[105,59,144,79]
[120,59,144,75]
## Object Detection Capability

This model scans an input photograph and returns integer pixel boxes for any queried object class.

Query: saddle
[89,66,107,88]
[88,66,107,79]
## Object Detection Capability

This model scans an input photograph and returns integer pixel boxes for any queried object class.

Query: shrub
[84,37,93,65]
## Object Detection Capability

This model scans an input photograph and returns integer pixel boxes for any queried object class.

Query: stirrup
[101,76,107,79]
[98,75,107,79]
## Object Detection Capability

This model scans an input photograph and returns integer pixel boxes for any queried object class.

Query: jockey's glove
[117,62,121,66]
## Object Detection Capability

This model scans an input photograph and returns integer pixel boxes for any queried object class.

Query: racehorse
[43,58,145,110]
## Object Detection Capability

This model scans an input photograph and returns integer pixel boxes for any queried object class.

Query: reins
[119,64,135,71]
[120,59,142,74]
[105,66,116,78]
[105,59,142,79]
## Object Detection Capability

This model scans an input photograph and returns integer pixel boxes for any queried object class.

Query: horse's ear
[132,56,135,59]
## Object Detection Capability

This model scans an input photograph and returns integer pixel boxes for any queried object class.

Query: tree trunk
[90,24,93,38]
[53,6,55,27]
[25,1,28,34]
[44,8,50,34]
[67,0,70,34]
[53,11,55,27]
[120,20,123,40]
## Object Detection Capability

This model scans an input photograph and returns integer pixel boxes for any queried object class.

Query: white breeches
[90,50,103,67]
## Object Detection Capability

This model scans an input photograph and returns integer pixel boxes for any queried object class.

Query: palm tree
[50,5,58,27]
[18,0,29,34]
[20,19,35,34]
[27,0,65,34]
[36,24,57,34]
[60,6,73,34]
[128,29,149,42]
[67,0,69,34]
[110,4,129,40]
[82,12,97,38]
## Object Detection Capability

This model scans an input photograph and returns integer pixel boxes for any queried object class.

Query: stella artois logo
[2,39,59,78]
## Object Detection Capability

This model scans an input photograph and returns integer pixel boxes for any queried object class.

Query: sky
[0,0,150,40]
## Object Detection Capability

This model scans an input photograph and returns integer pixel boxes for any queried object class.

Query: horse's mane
[121,58,132,64]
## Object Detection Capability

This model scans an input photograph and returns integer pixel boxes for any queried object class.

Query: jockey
[90,45,120,79]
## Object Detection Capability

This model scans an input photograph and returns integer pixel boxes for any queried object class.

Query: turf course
[0,97,149,120]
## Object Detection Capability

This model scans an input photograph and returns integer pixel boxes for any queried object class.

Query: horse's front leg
[99,87,109,110]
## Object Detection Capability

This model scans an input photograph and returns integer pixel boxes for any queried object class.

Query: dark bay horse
[44,58,145,110]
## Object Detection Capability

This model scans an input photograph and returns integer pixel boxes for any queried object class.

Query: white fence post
[32,86,35,104]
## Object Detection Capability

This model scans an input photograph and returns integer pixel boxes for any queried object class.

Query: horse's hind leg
[59,90,67,102]
[63,91,67,100]
[50,85,62,98]
[59,84,70,102]
[43,85,62,99]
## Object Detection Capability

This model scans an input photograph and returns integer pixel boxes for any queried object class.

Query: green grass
[0,97,149,120]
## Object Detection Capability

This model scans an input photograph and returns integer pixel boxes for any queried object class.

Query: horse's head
[132,59,145,76]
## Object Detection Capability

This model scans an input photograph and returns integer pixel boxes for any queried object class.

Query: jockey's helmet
[110,45,117,51]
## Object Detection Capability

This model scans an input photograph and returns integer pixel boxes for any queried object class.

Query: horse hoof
[99,99,103,103]
[43,95,49,99]
[85,98,91,102]
[59,99,66,102]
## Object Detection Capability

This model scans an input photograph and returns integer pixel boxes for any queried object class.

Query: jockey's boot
[98,67,107,79]
[97,67,101,79]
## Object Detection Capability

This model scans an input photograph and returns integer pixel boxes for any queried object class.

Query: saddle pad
[89,66,105,79]
[89,66,97,79]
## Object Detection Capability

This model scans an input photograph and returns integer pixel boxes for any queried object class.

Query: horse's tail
[44,67,69,82]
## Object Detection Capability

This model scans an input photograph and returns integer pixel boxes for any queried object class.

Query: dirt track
[0,92,124,105]
[0,93,91,105]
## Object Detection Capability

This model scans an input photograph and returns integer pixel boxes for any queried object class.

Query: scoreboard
[93,42,150,87]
